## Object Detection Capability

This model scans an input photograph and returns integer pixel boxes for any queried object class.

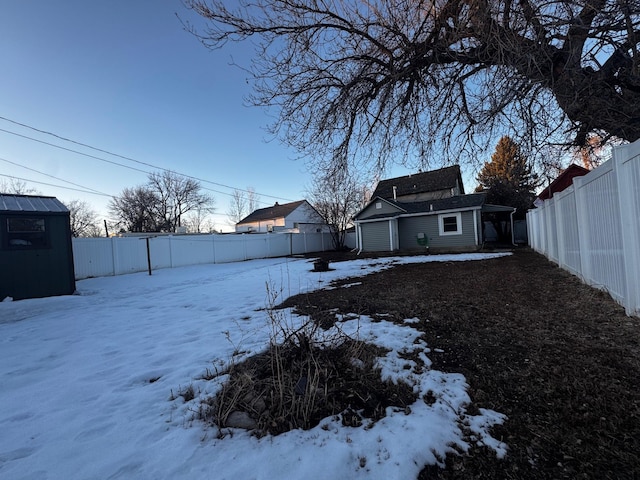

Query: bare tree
[147,171,214,231]
[186,0,640,173]
[0,178,38,195]
[227,189,248,224]
[227,187,261,225]
[109,186,160,232]
[109,172,214,233]
[246,186,261,213]
[183,203,216,232]
[308,168,368,249]
[65,199,101,237]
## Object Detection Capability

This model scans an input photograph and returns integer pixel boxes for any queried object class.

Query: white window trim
[438,212,462,236]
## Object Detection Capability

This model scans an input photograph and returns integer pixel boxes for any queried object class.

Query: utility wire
[0,129,268,202]
[0,173,113,197]
[0,116,296,203]
[0,156,110,196]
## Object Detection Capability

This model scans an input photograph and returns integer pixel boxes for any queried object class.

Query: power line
[0,173,113,197]
[0,129,265,201]
[0,116,296,203]
[0,156,110,196]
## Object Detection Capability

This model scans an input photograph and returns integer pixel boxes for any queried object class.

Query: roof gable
[372,165,464,199]
[237,200,308,225]
[353,196,406,220]
[0,194,69,214]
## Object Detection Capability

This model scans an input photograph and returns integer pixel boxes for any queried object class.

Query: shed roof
[372,165,464,199]
[0,194,69,214]
[237,200,307,225]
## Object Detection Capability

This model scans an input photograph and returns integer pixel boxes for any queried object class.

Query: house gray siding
[398,215,439,250]
[361,221,391,251]
[357,201,402,220]
[398,211,478,249]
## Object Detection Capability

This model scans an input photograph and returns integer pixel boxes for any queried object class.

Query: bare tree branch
[185,0,640,172]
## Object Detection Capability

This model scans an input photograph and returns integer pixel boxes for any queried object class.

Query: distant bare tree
[147,171,214,231]
[308,168,368,249]
[109,172,214,233]
[187,0,640,173]
[65,199,101,237]
[183,203,216,233]
[227,189,248,225]
[246,186,261,213]
[109,186,160,232]
[227,187,261,225]
[0,177,38,195]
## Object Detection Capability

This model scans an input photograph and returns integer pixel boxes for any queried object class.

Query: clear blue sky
[0,1,480,231]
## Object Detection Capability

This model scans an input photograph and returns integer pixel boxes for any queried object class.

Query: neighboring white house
[235,200,330,233]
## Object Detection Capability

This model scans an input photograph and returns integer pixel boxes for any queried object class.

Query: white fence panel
[73,238,116,278]
[111,237,150,275]
[574,163,626,302]
[616,143,640,316]
[210,235,247,263]
[555,187,581,276]
[73,232,360,281]
[527,139,640,316]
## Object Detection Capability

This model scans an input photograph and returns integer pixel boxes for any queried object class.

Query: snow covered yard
[0,253,509,480]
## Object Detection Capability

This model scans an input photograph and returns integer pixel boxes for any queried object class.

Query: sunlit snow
[0,253,509,479]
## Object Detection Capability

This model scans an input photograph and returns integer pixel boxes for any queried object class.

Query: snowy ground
[0,253,509,480]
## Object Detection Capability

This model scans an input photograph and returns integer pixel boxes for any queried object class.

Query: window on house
[438,212,462,236]
[6,217,48,248]
[375,202,382,209]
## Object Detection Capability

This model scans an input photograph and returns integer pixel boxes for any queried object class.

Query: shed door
[361,221,391,252]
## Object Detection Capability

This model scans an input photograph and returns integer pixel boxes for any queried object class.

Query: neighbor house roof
[0,194,69,214]
[537,164,590,202]
[372,165,464,199]
[237,200,307,225]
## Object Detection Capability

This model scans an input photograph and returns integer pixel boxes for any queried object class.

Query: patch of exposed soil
[284,248,640,479]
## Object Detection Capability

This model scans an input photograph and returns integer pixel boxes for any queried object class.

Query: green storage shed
[0,194,76,300]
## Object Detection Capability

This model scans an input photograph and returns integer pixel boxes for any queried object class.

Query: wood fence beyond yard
[527,139,640,317]
[73,232,357,280]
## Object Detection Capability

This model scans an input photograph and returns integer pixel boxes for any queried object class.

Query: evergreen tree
[476,137,538,218]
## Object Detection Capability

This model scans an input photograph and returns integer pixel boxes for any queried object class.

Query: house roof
[397,193,486,214]
[0,194,69,214]
[237,200,307,225]
[537,164,590,201]
[372,165,464,199]
[355,193,487,221]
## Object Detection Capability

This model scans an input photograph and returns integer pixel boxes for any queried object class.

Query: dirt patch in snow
[286,248,640,479]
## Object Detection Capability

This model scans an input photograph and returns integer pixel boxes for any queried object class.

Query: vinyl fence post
[110,237,117,276]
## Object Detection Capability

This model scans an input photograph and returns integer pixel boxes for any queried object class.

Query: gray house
[0,194,76,300]
[354,167,515,253]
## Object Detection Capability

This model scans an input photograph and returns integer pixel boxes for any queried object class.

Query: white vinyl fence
[73,232,357,280]
[527,140,640,317]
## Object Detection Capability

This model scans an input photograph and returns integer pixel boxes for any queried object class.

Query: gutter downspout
[356,222,363,255]
[510,208,517,246]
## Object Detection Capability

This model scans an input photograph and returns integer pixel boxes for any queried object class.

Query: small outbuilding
[0,194,76,300]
